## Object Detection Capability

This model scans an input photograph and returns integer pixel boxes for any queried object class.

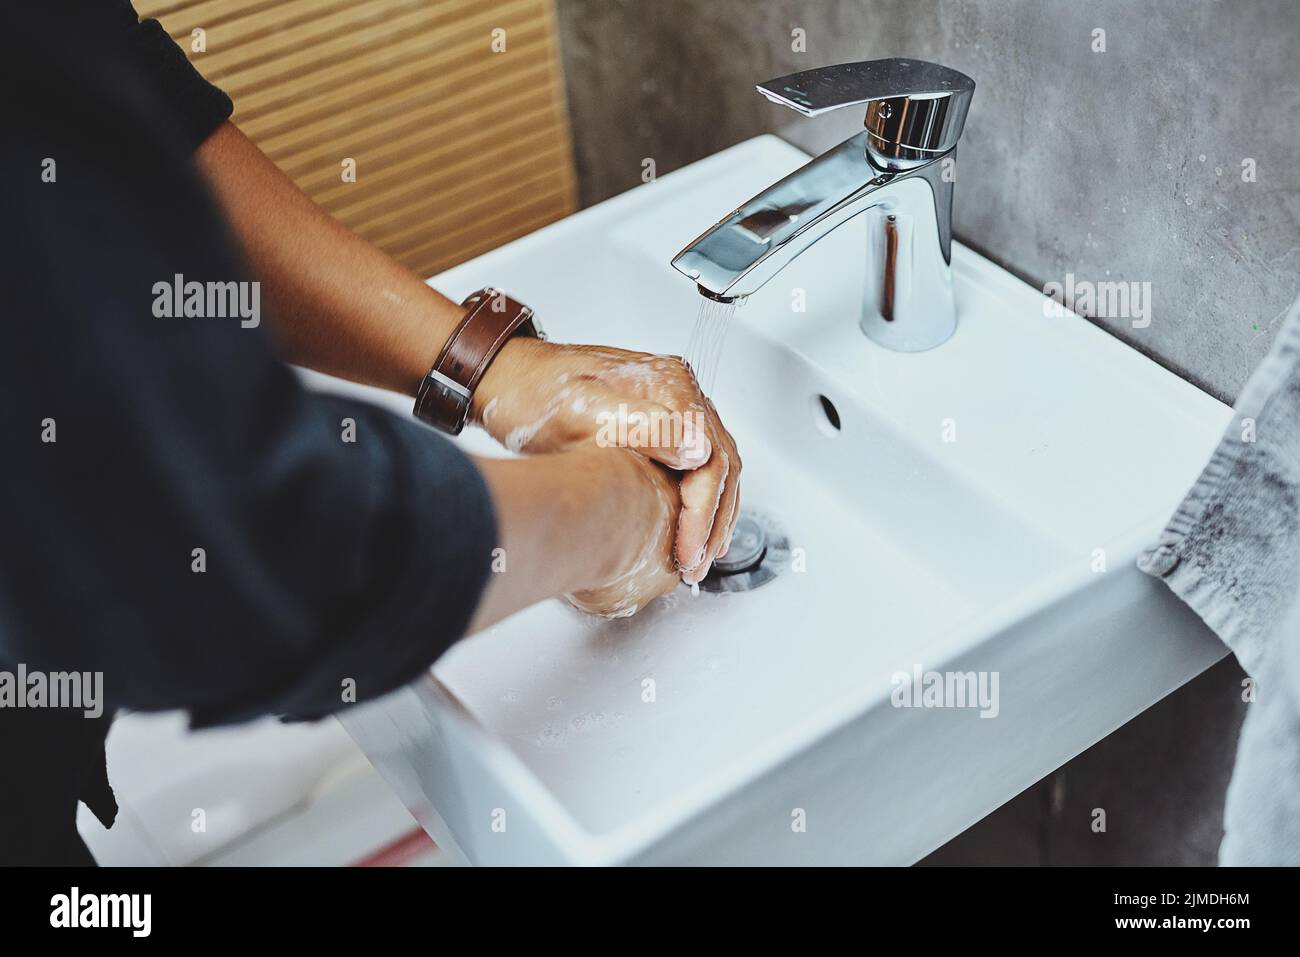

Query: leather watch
[413,287,543,435]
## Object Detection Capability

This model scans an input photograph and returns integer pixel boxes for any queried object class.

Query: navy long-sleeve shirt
[0,2,496,862]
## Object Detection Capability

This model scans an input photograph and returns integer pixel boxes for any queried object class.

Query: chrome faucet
[671,59,975,352]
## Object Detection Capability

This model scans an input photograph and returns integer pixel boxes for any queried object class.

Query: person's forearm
[193,122,740,588]
[467,450,649,632]
[194,121,464,395]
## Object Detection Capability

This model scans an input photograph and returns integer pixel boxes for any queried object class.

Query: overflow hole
[813,394,841,435]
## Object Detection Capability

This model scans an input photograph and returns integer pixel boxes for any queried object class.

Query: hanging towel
[1138,291,1300,865]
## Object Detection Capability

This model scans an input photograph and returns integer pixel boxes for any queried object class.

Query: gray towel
[1139,292,1300,865]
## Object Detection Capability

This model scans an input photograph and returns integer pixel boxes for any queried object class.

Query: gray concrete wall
[554,0,1295,865]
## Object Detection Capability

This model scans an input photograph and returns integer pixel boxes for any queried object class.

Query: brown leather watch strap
[413,287,541,434]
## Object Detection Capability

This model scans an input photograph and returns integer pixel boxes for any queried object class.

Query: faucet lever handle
[757,58,975,160]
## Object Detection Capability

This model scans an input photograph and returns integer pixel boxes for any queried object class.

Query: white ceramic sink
[317,135,1231,865]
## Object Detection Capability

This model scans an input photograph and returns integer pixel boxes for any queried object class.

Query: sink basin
[313,135,1231,865]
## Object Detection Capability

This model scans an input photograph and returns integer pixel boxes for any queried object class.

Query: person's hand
[474,337,742,585]
[564,448,683,619]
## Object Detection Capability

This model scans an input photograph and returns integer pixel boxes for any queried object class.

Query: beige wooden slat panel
[326,125,565,230]
[399,189,569,272]
[166,0,422,82]
[215,0,538,96]
[384,167,569,256]
[231,5,475,118]
[306,89,561,202]
[348,145,570,250]
[330,134,566,235]
[150,0,362,47]
[348,148,572,254]
[236,19,549,145]
[136,0,576,279]
[392,181,569,259]
[268,57,552,176]
[144,0,276,30]
[184,0,471,103]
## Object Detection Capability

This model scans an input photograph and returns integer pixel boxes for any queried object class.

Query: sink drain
[699,510,790,593]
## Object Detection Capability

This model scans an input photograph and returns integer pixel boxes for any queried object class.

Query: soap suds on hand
[503,387,572,452]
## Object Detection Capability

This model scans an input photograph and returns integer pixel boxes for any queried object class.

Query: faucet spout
[671,59,973,353]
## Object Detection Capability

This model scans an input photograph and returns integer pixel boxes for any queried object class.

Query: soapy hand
[473,337,742,585]
[564,449,683,619]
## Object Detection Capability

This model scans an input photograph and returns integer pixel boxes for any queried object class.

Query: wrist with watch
[412,287,542,435]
